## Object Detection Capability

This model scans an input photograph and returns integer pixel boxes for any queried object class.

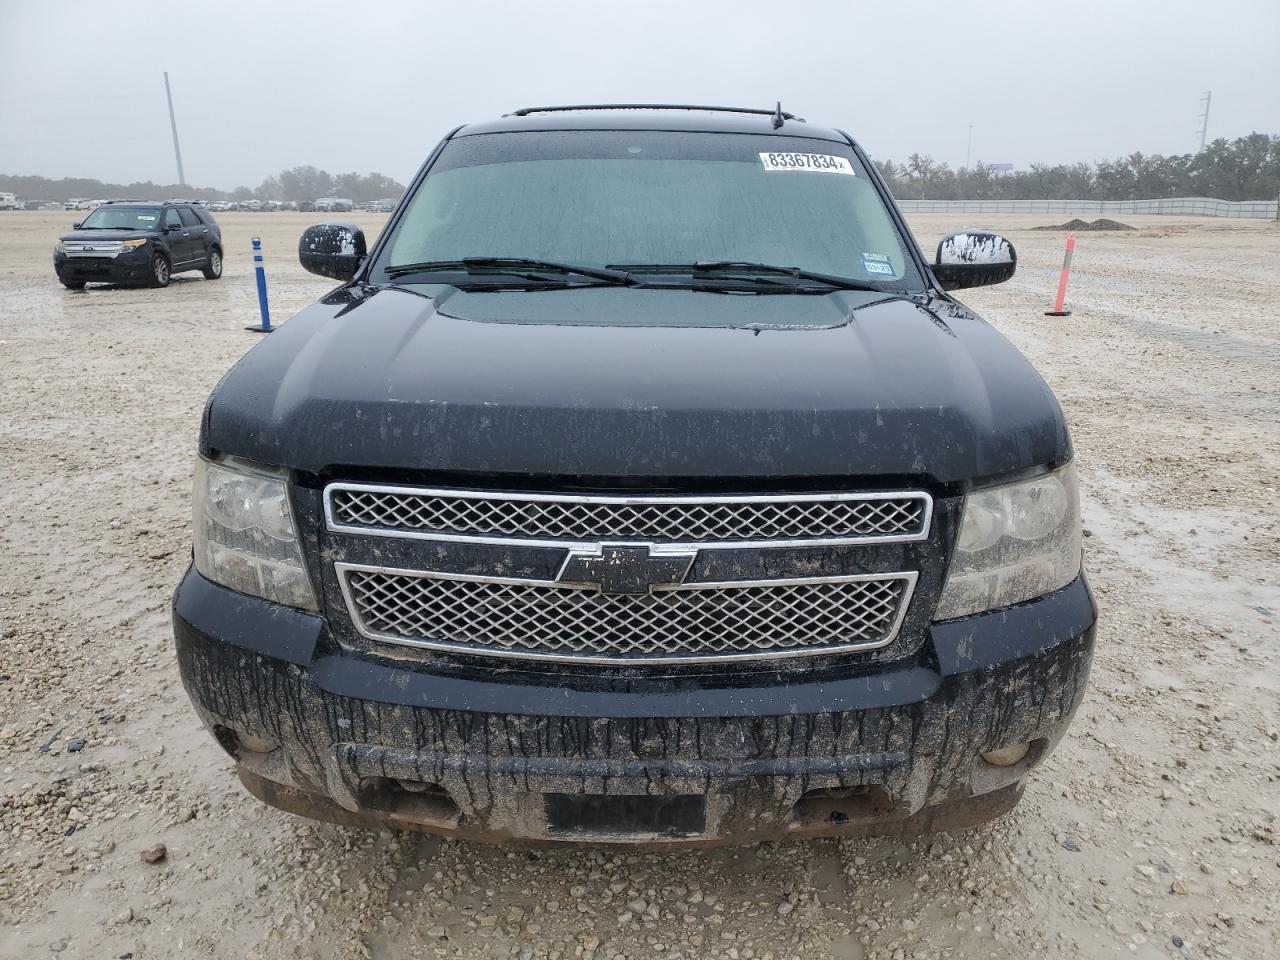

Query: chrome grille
[338,565,915,664]
[326,485,930,547]
[61,240,123,258]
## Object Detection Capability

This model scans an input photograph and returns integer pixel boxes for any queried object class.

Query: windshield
[378,130,922,290]
[79,206,163,231]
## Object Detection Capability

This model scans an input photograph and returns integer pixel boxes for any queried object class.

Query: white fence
[896,197,1278,219]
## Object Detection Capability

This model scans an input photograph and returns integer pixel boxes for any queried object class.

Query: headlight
[120,238,148,252]
[55,241,68,254]
[192,457,318,611]
[934,463,1081,620]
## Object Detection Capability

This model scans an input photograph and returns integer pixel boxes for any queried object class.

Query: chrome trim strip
[323,483,933,550]
[334,561,918,664]
[62,241,123,259]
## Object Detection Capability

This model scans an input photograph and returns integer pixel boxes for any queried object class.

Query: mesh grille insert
[329,487,928,544]
[342,569,912,663]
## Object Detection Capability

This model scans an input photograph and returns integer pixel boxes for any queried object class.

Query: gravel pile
[1034,218,1136,231]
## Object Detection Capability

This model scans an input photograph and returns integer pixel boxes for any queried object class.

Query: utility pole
[965,125,974,169]
[164,72,186,187]
[1197,91,1212,152]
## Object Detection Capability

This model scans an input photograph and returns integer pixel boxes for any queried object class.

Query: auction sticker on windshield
[759,152,855,175]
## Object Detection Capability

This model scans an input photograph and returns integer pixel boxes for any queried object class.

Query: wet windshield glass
[79,206,163,231]
[380,131,921,290]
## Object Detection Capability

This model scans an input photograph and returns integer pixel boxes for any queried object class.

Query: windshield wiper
[608,261,884,292]
[384,257,636,286]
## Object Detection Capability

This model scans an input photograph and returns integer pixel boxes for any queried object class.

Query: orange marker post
[1045,232,1076,316]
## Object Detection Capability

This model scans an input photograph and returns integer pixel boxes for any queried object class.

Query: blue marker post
[245,237,273,333]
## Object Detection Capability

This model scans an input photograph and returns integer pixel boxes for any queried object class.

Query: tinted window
[382,130,921,289]
[78,206,163,231]
[164,209,183,230]
[178,207,200,227]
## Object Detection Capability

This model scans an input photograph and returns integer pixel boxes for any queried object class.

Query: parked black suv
[173,105,1096,844]
[54,200,222,289]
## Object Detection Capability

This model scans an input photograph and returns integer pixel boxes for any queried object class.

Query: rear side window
[164,209,183,230]
[178,207,200,227]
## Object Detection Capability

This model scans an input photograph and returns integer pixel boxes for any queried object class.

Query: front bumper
[54,249,151,284]
[173,569,1096,844]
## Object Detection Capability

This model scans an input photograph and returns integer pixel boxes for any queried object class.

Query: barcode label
[759,153,855,175]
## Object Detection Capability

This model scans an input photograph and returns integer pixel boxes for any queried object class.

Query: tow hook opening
[212,724,278,759]
[980,737,1049,769]
[356,777,461,825]
[792,784,896,826]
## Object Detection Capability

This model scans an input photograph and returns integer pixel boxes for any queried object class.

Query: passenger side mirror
[72,222,82,229]
[932,231,1016,290]
[299,222,368,281]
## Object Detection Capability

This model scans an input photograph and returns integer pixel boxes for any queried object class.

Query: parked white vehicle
[314,197,353,213]
[64,198,92,210]
[0,192,22,211]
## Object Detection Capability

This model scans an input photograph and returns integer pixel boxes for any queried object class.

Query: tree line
[875,133,1279,202]
[4,134,1278,204]
[0,165,406,204]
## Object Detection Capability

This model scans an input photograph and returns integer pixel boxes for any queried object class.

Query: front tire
[60,278,86,290]
[150,254,171,288]
[202,247,223,280]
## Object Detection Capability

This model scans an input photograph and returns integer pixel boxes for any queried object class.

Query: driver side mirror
[72,222,82,230]
[299,222,367,281]
[933,231,1016,290]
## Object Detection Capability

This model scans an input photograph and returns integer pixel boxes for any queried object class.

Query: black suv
[173,105,1097,845]
[54,200,222,289]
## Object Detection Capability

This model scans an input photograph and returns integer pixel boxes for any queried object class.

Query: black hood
[202,285,1070,485]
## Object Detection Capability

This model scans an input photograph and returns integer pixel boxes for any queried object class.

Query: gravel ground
[0,210,1277,960]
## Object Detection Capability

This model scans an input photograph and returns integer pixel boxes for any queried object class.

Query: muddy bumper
[173,569,1096,844]
[54,249,151,285]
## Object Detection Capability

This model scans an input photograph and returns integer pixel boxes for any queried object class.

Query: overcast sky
[2,0,1278,190]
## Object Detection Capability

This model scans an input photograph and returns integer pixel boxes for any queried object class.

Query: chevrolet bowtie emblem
[558,543,696,595]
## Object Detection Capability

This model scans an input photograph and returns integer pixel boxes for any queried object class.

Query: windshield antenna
[772,102,785,129]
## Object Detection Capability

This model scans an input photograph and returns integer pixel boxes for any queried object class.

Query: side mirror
[299,222,367,281]
[933,231,1016,290]
[72,222,82,230]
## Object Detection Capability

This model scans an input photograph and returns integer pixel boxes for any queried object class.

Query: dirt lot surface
[1,211,1277,960]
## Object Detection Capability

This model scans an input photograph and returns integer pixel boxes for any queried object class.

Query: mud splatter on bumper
[173,569,1096,844]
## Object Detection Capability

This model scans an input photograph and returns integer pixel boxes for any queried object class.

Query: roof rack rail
[508,103,805,123]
